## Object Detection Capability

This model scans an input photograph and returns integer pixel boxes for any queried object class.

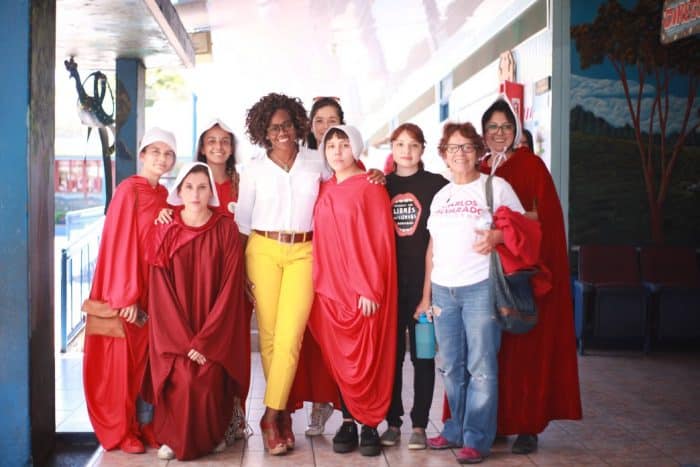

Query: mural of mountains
[570,105,700,146]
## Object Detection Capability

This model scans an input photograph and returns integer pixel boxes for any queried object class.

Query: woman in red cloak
[147,162,249,461]
[194,118,251,442]
[307,125,397,457]
[480,97,582,454]
[155,120,252,445]
[83,127,176,453]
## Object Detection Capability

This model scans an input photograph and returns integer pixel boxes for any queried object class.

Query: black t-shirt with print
[386,169,448,289]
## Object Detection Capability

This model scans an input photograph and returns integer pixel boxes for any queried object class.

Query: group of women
[83,92,581,463]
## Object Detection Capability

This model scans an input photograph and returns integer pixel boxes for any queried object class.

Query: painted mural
[569,0,699,246]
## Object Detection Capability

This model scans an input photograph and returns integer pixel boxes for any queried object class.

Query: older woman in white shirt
[416,121,525,464]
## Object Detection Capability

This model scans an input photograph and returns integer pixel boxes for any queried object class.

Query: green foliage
[145,68,188,107]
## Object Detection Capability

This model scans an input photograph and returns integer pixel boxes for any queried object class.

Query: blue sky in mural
[570,0,699,133]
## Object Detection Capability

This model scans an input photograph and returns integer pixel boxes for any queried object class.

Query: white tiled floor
[56,350,700,466]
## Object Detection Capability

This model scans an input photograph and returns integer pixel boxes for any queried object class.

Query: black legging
[385,286,436,429]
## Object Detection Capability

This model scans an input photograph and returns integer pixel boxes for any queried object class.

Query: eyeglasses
[485,123,515,134]
[443,143,478,154]
[267,120,295,135]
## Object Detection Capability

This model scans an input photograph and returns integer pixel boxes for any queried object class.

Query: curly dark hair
[437,122,485,159]
[245,93,310,149]
[196,124,239,196]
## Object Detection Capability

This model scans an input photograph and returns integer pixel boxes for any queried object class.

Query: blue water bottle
[415,312,436,359]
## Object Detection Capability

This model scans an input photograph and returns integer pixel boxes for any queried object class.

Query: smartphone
[134,308,149,327]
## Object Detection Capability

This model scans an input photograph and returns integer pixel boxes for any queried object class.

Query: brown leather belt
[254,230,313,244]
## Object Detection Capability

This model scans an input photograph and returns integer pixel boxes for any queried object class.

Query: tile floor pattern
[56,351,700,466]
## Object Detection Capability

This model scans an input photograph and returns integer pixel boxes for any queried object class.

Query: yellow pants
[245,232,314,410]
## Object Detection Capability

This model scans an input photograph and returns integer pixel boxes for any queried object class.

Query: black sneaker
[359,425,381,456]
[332,421,358,453]
[511,434,537,454]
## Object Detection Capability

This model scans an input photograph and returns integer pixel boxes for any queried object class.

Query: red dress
[214,179,235,218]
[147,211,249,460]
[307,174,398,427]
[482,148,582,434]
[213,177,252,408]
[83,176,168,449]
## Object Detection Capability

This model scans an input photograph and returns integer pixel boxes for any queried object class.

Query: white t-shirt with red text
[427,173,524,287]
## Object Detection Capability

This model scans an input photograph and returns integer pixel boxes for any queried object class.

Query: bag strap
[485,173,494,215]
[485,175,517,307]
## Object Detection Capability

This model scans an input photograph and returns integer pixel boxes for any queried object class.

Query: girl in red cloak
[147,162,249,461]
[83,127,176,453]
[308,125,398,457]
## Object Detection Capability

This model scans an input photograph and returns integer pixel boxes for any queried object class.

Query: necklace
[269,152,296,172]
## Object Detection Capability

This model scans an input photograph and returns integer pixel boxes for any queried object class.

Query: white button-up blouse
[236,146,331,235]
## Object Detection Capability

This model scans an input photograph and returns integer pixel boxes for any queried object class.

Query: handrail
[60,215,104,353]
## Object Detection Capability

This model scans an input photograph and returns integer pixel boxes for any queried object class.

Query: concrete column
[0,1,56,465]
[551,0,571,240]
[115,58,146,183]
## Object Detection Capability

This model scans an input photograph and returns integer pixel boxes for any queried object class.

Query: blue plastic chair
[573,245,650,355]
[640,246,700,344]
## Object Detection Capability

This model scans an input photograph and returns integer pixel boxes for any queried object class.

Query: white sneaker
[305,402,334,436]
[157,444,175,460]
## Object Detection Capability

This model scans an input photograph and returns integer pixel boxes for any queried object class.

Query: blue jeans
[432,279,501,455]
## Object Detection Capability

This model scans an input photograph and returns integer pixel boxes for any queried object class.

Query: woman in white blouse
[237,93,324,456]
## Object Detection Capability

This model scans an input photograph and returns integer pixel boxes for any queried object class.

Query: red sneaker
[456,447,483,464]
[427,435,458,450]
[119,434,145,454]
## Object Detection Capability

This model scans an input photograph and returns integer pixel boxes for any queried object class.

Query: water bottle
[415,312,436,359]
[474,210,493,245]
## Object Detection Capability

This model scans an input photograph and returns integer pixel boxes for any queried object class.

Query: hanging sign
[661,0,700,44]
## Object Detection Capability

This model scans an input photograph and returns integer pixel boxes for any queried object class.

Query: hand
[187,349,207,365]
[118,304,138,323]
[366,168,386,185]
[472,229,504,255]
[155,208,174,225]
[413,299,433,321]
[245,276,256,305]
[358,296,379,317]
[524,209,538,221]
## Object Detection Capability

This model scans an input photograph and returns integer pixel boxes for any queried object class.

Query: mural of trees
[571,0,699,243]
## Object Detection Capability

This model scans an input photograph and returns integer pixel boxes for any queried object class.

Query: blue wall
[0,1,32,465]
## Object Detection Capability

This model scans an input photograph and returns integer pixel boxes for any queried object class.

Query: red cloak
[214,179,235,218]
[493,205,552,297]
[483,148,582,434]
[213,177,253,409]
[147,211,249,460]
[83,176,168,449]
[307,175,397,427]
